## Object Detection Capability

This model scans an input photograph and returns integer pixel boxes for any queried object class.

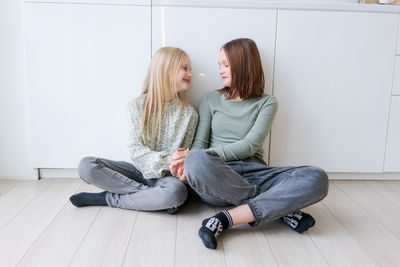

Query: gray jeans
[184,150,329,226]
[77,157,187,211]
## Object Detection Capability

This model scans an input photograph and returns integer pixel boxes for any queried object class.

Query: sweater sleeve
[180,108,199,149]
[190,95,212,150]
[213,96,278,161]
[127,101,171,179]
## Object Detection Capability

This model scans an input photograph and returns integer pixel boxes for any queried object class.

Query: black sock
[198,211,233,249]
[166,206,179,215]
[69,191,108,207]
[281,211,315,233]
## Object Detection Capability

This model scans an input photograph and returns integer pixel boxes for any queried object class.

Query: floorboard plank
[323,182,400,267]
[0,179,81,267]
[335,180,400,239]
[0,179,20,194]
[261,219,328,267]
[303,202,378,267]
[122,210,176,267]
[70,206,138,267]
[0,180,52,230]
[17,182,102,267]
[222,220,278,267]
[366,181,400,210]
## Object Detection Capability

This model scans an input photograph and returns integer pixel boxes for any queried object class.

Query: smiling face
[218,49,231,87]
[174,56,192,93]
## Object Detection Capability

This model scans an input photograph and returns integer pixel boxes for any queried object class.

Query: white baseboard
[39,168,79,179]
[38,168,400,181]
[328,172,400,180]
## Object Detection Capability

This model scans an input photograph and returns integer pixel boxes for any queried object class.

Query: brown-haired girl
[170,38,328,249]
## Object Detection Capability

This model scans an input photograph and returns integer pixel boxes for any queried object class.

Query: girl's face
[218,49,231,87]
[175,56,192,93]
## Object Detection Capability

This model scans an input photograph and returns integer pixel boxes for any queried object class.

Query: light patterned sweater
[127,95,198,179]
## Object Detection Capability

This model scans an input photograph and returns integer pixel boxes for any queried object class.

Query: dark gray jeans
[184,150,329,226]
[77,157,187,211]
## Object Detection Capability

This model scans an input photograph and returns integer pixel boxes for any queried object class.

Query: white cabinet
[397,15,400,55]
[25,3,151,168]
[392,57,400,95]
[152,7,276,104]
[23,3,400,174]
[152,6,277,161]
[385,97,400,172]
[270,10,397,172]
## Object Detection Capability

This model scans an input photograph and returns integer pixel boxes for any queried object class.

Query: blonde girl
[70,47,198,213]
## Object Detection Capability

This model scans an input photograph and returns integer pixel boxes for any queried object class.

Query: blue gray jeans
[184,150,329,226]
[77,157,187,211]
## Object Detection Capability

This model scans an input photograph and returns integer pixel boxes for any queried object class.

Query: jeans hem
[105,192,113,207]
[248,189,329,227]
[247,199,262,227]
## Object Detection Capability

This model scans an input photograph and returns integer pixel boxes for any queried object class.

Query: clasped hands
[170,148,191,182]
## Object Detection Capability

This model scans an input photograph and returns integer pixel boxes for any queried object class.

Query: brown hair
[217,38,265,100]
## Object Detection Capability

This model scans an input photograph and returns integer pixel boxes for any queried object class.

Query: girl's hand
[170,148,190,177]
[172,148,191,161]
[169,158,185,176]
[169,161,180,176]
[177,167,187,182]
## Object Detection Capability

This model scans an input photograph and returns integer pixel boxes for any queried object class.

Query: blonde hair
[138,47,189,140]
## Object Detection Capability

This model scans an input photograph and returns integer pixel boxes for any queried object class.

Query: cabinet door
[271,10,397,172]
[25,3,151,168]
[397,14,400,55]
[152,6,277,161]
[385,97,400,172]
[392,57,400,95]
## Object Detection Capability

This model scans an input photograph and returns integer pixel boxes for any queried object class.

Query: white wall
[0,0,38,179]
[0,0,387,180]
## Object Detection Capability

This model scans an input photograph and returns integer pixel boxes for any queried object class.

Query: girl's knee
[162,178,188,207]
[172,181,188,206]
[185,150,218,187]
[305,166,329,199]
[185,150,213,170]
[77,156,98,183]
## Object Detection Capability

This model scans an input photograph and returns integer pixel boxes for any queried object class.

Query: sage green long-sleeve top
[191,90,277,161]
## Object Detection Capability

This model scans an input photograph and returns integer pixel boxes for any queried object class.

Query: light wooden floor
[1,179,400,267]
